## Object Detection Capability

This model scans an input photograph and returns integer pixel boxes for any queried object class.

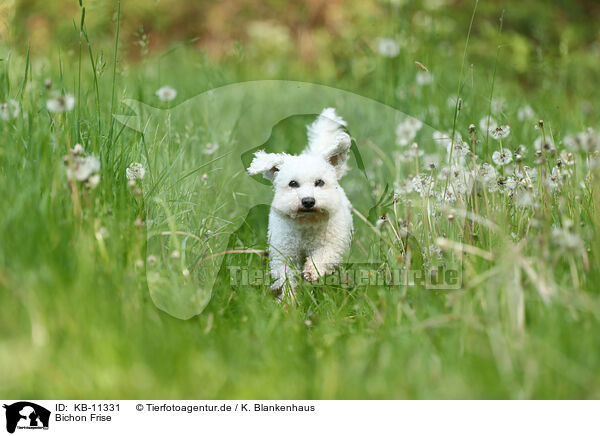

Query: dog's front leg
[269,256,299,299]
[303,246,343,283]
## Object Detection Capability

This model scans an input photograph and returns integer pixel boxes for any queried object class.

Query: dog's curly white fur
[247,108,353,301]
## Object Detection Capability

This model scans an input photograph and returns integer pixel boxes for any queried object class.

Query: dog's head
[247,132,351,222]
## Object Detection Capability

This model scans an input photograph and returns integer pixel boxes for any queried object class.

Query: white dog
[247,108,353,301]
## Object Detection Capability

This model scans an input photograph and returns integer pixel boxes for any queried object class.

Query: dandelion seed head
[479,116,498,133]
[202,142,220,155]
[489,125,511,140]
[515,191,537,208]
[423,154,440,171]
[155,85,177,102]
[477,163,497,184]
[491,98,505,114]
[135,259,144,269]
[376,38,400,58]
[0,99,20,120]
[552,227,583,252]
[72,143,85,156]
[396,118,422,146]
[87,174,101,189]
[564,128,599,153]
[504,176,517,191]
[514,144,527,156]
[65,152,101,184]
[534,136,555,153]
[46,93,75,113]
[492,149,513,166]
[447,95,463,110]
[517,105,535,121]
[126,162,146,181]
[411,174,434,197]
[416,71,433,86]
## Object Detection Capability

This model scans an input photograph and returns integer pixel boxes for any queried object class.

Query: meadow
[1,0,600,399]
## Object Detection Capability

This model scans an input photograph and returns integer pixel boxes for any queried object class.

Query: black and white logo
[3,402,50,434]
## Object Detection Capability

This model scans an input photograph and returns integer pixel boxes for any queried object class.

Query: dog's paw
[303,263,320,282]
[270,277,285,292]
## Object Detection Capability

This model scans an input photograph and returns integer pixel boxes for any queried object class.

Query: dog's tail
[304,108,347,155]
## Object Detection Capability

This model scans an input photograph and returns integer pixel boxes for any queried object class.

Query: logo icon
[3,402,50,434]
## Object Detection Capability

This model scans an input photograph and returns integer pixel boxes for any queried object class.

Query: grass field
[1,1,600,399]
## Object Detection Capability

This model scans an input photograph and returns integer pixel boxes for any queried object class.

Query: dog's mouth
[294,207,327,219]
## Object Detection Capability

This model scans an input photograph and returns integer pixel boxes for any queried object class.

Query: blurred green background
[4,0,600,78]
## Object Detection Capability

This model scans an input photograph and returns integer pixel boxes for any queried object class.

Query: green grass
[1,2,600,399]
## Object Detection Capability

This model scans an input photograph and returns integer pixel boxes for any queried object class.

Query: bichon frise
[247,108,353,301]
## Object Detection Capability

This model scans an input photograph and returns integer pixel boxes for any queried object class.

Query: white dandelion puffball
[479,116,498,133]
[517,105,535,121]
[396,118,422,147]
[376,38,400,58]
[156,86,177,102]
[433,130,463,151]
[489,125,511,140]
[559,150,575,166]
[423,154,440,171]
[551,227,583,252]
[0,99,20,120]
[491,98,505,114]
[87,174,101,189]
[534,135,556,152]
[515,191,536,208]
[411,174,434,197]
[126,162,146,181]
[203,142,220,155]
[477,163,497,184]
[66,155,101,182]
[447,95,463,109]
[504,176,517,191]
[394,179,414,195]
[492,149,513,166]
[416,71,433,86]
[46,93,75,113]
[72,143,85,155]
[405,117,423,132]
[563,129,599,153]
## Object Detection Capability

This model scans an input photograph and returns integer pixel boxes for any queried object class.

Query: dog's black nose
[301,197,316,209]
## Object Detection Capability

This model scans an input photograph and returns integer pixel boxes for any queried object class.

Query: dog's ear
[247,150,287,182]
[322,132,352,178]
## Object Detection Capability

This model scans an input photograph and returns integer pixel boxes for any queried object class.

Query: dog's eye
[288,180,299,188]
[315,179,325,187]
